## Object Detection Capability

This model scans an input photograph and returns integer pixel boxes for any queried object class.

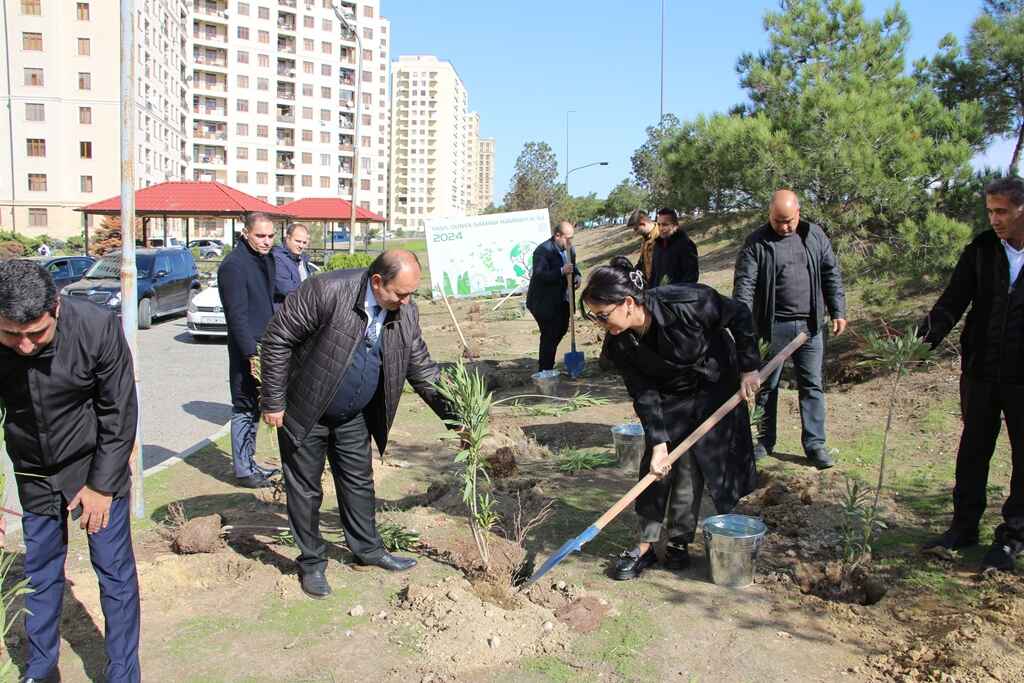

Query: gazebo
[76,181,291,252]
[278,198,387,251]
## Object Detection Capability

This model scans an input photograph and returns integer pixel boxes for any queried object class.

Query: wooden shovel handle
[593,332,809,530]
[566,270,577,347]
[439,287,470,352]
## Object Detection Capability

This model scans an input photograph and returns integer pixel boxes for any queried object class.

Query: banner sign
[423,209,551,299]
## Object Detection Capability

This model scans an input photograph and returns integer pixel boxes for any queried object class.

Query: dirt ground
[3,219,1021,682]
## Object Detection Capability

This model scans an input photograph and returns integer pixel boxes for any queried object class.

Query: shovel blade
[523,524,600,587]
[564,350,585,378]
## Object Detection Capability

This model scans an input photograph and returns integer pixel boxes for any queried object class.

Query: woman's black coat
[604,284,760,511]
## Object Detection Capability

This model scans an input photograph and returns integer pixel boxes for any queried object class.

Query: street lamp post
[566,161,608,227]
[564,109,576,191]
[333,3,360,255]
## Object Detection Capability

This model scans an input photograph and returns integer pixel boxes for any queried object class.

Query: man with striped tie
[259,250,455,599]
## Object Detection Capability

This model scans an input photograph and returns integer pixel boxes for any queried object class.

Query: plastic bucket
[611,423,644,470]
[531,370,561,396]
[702,514,766,588]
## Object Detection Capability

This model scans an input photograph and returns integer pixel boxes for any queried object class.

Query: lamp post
[564,109,576,191]
[333,3,360,255]
[565,161,609,197]
[660,0,665,122]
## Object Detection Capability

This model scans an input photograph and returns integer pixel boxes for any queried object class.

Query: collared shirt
[1003,239,1024,290]
[298,258,308,282]
[558,246,571,301]
[363,281,387,341]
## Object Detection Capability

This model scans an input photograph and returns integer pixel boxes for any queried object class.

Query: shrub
[324,252,375,272]
[0,241,25,259]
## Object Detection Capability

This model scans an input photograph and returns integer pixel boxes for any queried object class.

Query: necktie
[365,304,382,347]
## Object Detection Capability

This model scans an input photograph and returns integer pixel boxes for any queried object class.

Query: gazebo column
[185,217,191,248]
[83,212,90,256]
[163,215,168,245]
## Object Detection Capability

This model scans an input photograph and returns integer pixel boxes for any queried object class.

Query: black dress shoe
[357,552,417,572]
[806,448,835,470]
[664,543,691,570]
[612,547,658,580]
[300,570,332,599]
[21,670,60,683]
[922,527,979,551]
[981,542,1016,571]
[236,473,274,489]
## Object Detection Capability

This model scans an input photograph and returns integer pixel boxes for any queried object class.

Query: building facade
[475,136,494,212]
[0,0,391,239]
[389,54,484,233]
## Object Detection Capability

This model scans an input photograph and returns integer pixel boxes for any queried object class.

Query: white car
[186,284,227,338]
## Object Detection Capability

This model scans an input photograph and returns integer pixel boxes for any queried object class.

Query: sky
[384,0,1013,203]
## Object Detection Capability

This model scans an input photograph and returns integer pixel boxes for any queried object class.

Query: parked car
[146,237,182,248]
[186,283,226,339]
[188,239,224,258]
[61,247,201,329]
[22,255,95,290]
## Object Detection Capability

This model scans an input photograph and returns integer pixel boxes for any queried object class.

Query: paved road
[136,314,232,470]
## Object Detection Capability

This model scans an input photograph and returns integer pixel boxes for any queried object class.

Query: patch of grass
[520,656,579,682]
[557,448,617,474]
[256,587,360,639]
[378,521,420,552]
[388,622,425,658]
[573,605,659,680]
[168,615,245,659]
[507,393,609,417]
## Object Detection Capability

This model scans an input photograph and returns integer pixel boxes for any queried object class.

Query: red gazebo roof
[279,198,386,223]
[77,181,290,217]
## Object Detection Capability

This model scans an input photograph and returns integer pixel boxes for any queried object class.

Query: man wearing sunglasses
[259,250,455,599]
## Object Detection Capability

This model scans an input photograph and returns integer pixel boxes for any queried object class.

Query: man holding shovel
[526,221,581,372]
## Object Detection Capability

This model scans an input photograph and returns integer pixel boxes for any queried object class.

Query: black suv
[62,247,201,329]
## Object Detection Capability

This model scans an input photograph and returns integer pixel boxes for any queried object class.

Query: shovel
[564,270,585,378]
[523,331,809,587]
[439,287,478,360]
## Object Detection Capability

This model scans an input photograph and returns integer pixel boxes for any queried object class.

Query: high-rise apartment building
[0,0,190,236]
[389,55,480,232]
[191,0,389,219]
[0,0,391,239]
[475,137,495,211]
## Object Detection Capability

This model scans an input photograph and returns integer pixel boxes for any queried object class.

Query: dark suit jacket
[218,240,276,409]
[637,229,699,287]
[526,237,580,321]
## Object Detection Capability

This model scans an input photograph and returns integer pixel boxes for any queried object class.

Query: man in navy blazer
[526,221,581,371]
[272,222,312,308]
[218,212,281,488]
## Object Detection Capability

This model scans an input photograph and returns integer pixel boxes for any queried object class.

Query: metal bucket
[611,423,644,470]
[702,514,766,588]
[531,370,561,396]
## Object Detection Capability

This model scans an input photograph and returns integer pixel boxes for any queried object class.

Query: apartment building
[389,55,481,233]
[0,0,190,237]
[190,0,390,221]
[475,137,495,212]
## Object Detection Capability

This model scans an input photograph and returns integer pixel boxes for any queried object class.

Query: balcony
[276,104,295,123]
[338,143,353,152]
[276,131,294,147]
[279,0,296,6]
[276,66,296,79]
[192,2,228,21]
[277,37,296,54]
[276,152,295,170]
[338,161,353,175]
[339,114,354,130]
[192,25,227,44]
[276,83,295,101]
[277,15,296,31]
[195,78,227,93]
[193,50,227,68]
[193,123,227,140]
[193,105,226,117]
[276,177,295,194]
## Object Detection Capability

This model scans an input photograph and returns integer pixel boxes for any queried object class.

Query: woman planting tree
[581,257,761,581]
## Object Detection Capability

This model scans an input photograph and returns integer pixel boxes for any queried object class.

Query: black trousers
[279,412,383,573]
[533,302,570,371]
[952,377,1024,546]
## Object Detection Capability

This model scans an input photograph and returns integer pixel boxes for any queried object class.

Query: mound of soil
[794,561,888,606]
[172,513,224,554]
[395,576,573,677]
[486,447,518,479]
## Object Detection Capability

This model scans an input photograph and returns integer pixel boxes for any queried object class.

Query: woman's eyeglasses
[585,302,622,324]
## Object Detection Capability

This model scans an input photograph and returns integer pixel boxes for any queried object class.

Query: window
[321,18,331,30]
[238,2,249,15]
[320,109,330,122]
[256,101,268,114]
[362,49,372,61]
[76,2,91,19]
[21,0,40,15]
[237,99,249,112]
[361,113,371,125]
[320,176,330,188]
[257,172,268,185]
[257,77,269,91]
[237,147,249,159]
[24,68,43,86]
[321,86,331,99]
[236,170,249,183]
[80,141,92,158]
[237,75,249,88]
[258,53,270,67]
[303,16,314,28]
[28,208,47,226]
[258,30,269,44]
[302,83,312,96]
[361,179,370,191]
[23,32,42,50]
[79,106,92,123]
[28,174,47,191]
[319,131,330,143]
[320,154,330,166]
[303,61,313,74]
[363,27,373,40]
[71,258,90,275]
[236,123,249,135]
[302,107,312,119]
[257,125,268,137]
[78,72,91,90]
[321,64,331,76]
[302,175,312,187]
[26,138,45,156]
[77,37,90,55]
[363,5,374,17]
[25,103,44,121]
[303,38,313,51]
[258,6,269,19]
[257,148,268,160]
[237,50,249,64]
[361,92,371,105]
[301,152,312,163]
[361,69,371,82]
[321,41,331,54]
[302,129,312,142]
[237,26,249,39]
[80,175,93,192]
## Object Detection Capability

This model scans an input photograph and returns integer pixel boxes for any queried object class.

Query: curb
[143,421,232,479]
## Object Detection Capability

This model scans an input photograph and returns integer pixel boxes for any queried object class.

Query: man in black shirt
[641,208,698,287]
[733,190,847,469]
[0,260,141,682]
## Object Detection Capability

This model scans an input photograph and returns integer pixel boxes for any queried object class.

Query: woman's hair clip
[629,270,645,290]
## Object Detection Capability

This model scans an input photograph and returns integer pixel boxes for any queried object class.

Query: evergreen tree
[503,142,563,216]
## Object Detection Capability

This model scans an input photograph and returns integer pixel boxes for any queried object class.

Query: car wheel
[138,298,153,330]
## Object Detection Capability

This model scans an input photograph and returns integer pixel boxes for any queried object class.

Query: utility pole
[660,0,665,123]
[334,4,361,255]
[2,0,16,234]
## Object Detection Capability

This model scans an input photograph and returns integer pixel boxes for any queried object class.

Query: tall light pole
[566,161,609,197]
[333,3,360,255]
[660,0,665,122]
[2,0,15,234]
[565,109,576,192]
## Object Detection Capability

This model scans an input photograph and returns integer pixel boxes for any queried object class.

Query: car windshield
[84,254,152,279]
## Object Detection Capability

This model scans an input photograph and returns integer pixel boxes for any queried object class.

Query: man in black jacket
[644,208,699,287]
[218,212,280,488]
[919,176,1024,571]
[526,221,581,371]
[0,260,140,683]
[733,190,847,469]
[260,250,454,598]
[272,222,311,308]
